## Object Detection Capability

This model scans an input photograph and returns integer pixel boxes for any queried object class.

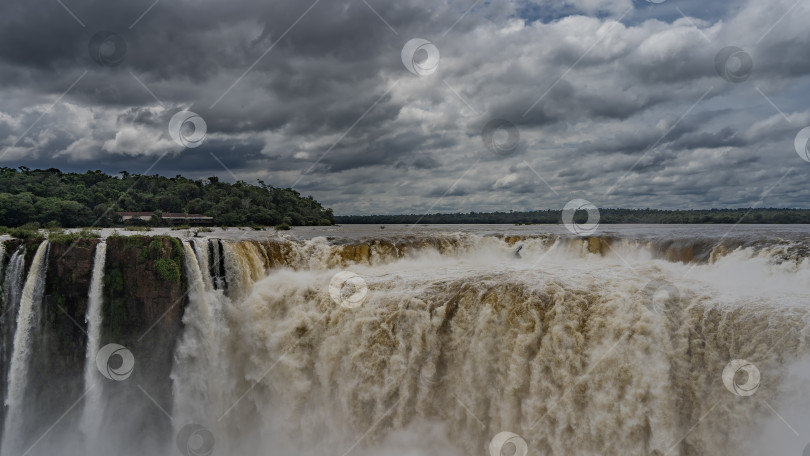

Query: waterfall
[210,239,227,290]
[1,241,49,456]
[0,245,25,437]
[0,242,5,289]
[1,246,26,332]
[1,247,26,388]
[80,241,107,448]
[163,234,810,456]
[192,238,214,291]
[172,240,230,445]
[222,241,265,301]
[0,231,807,456]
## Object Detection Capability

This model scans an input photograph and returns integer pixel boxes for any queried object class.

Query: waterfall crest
[1,241,50,456]
[223,241,266,301]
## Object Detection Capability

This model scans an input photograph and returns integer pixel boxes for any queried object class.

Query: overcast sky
[0,0,808,215]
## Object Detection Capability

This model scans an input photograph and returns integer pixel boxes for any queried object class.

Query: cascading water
[80,241,107,448]
[1,241,49,456]
[223,241,266,301]
[1,228,808,456]
[192,238,214,290]
[165,232,810,456]
[0,244,24,440]
[208,239,227,291]
[0,242,5,288]
[171,240,232,450]
[1,246,26,403]
[1,246,26,336]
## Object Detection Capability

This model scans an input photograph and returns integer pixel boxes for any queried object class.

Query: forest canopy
[0,167,334,228]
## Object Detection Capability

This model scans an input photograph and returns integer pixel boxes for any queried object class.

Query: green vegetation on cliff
[336,208,810,225]
[0,167,334,227]
[103,235,187,341]
[138,238,184,284]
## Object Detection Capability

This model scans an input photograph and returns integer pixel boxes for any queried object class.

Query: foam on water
[162,233,810,456]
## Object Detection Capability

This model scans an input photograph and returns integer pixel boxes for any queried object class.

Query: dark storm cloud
[0,0,809,214]
[669,127,747,150]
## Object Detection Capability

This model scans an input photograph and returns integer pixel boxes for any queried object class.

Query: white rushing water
[1,246,25,324]
[1,246,27,418]
[0,243,5,289]
[1,228,809,456]
[80,241,107,448]
[171,240,232,448]
[164,234,810,456]
[1,241,49,456]
[1,247,25,361]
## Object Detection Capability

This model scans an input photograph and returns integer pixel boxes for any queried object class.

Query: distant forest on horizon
[4,167,809,229]
[336,208,810,225]
[0,167,334,228]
